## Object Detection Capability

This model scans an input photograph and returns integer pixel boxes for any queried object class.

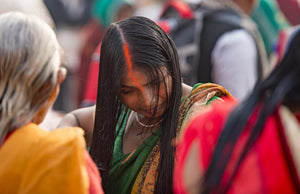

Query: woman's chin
[141,110,165,120]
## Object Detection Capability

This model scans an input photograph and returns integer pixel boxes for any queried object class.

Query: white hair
[0,12,61,143]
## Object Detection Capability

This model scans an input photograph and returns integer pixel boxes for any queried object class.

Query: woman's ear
[32,67,67,124]
[47,67,67,105]
[57,67,67,86]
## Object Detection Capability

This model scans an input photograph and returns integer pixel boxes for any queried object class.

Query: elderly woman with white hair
[0,12,103,194]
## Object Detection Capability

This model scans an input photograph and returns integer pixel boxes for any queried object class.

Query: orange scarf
[0,123,90,194]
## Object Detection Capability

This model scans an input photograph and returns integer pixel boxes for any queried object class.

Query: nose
[140,88,156,108]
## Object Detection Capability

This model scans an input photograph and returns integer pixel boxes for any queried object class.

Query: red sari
[174,99,300,193]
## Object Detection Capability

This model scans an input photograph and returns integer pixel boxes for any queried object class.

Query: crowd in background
[0,0,297,130]
[1,0,300,193]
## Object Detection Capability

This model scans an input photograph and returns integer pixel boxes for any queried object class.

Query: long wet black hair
[89,16,182,193]
[202,27,300,193]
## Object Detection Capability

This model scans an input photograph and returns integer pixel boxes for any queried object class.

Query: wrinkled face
[119,67,172,119]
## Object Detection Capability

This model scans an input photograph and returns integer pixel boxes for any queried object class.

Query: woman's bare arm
[57,105,96,146]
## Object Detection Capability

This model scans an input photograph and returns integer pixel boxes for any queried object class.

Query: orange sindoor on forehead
[123,43,146,95]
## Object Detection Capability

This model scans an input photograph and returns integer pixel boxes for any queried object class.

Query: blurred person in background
[44,0,93,112]
[133,0,168,21]
[251,0,290,59]
[173,26,300,194]
[159,0,269,101]
[0,0,54,28]
[78,0,135,107]
[272,0,300,66]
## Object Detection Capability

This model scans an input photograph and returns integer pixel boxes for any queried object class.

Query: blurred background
[0,0,299,130]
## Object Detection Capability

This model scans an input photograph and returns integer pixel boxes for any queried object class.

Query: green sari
[107,111,161,193]
[107,83,232,193]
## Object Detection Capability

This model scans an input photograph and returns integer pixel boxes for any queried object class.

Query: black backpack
[159,2,258,85]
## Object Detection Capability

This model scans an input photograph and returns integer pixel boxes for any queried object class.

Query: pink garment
[85,150,104,194]
[82,43,101,106]
[276,0,300,25]
[174,99,300,193]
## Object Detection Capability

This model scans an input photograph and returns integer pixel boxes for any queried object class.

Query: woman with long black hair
[59,16,232,193]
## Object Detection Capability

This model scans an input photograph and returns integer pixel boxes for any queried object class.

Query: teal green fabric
[92,0,130,27]
[251,0,290,56]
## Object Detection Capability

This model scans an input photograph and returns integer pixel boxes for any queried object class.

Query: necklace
[135,114,162,128]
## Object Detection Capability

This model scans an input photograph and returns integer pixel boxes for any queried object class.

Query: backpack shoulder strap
[195,6,244,83]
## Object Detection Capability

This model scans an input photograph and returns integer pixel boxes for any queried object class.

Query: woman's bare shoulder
[58,105,96,130]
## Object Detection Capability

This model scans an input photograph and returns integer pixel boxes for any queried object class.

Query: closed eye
[120,87,138,95]
[121,90,133,95]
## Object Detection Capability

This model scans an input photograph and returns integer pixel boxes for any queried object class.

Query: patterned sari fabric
[177,83,232,135]
[0,123,103,194]
[108,83,232,193]
[174,99,300,193]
